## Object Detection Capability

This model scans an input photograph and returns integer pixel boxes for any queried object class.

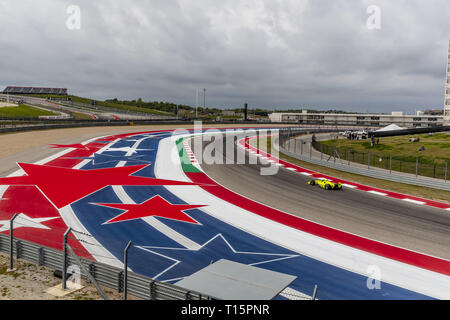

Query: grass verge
[0,104,57,118]
[321,132,449,164]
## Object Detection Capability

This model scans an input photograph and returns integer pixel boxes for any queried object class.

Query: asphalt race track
[0,127,449,300]
[195,133,450,260]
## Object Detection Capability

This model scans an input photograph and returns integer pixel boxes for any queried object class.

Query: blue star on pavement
[137,234,299,282]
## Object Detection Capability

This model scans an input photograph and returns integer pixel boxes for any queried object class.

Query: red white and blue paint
[0,128,449,300]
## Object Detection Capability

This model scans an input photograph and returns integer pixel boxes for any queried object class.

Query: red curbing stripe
[185,171,450,276]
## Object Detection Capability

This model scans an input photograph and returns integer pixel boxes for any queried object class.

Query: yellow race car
[308,179,342,190]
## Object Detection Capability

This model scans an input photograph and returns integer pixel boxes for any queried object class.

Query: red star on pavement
[49,144,102,152]
[96,195,206,224]
[0,163,198,209]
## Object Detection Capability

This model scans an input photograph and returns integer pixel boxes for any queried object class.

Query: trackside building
[268,111,443,128]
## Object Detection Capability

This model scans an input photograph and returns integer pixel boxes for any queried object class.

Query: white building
[268,111,443,128]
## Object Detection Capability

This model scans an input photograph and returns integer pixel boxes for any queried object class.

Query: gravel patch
[0,252,140,300]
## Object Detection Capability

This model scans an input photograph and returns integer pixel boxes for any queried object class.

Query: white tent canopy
[375,124,405,132]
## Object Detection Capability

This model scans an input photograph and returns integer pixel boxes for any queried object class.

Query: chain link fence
[311,139,449,181]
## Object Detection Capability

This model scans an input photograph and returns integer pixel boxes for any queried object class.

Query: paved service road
[192,133,450,260]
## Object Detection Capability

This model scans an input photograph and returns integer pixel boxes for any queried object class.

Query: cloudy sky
[0,0,449,113]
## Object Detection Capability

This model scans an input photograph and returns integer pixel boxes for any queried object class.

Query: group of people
[347,132,359,140]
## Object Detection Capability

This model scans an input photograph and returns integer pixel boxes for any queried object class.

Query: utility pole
[195,88,199,119]
[203,88,206,110]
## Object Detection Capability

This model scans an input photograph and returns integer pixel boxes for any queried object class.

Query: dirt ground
[0,252,141,300]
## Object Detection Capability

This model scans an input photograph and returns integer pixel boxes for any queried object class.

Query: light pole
[195,88,199,119]
[203,88,206,110]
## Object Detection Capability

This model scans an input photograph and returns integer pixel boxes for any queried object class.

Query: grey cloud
[0,0,449,113]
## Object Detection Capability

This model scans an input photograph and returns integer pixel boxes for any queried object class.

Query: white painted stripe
[342,184,357,189]
[59,205,123,268]
[112,185,135,203]
[279,287,312,300]
[73,159,92,169]
[367,190,388,196]
[299,172,312,176]
[0,186,8,199]
[34,148,77,166]
[402,199,426,205]
[142,216,201,250]
[286,167,296,171]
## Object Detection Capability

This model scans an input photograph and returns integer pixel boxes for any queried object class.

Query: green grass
[321,133,450,164]
[0,104,57,119]
[70,111,96,120]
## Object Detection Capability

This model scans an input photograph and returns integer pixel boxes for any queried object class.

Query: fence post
[416,157,418,178]
[389,154,392,174]
[149,280,156,300]
[123,240,132,300]
[368,152,370,169]
[309,141,312,159]
[312,285,318,300]
[445,160,448,183]
[38,247,44,266]
[8,213,18,271]
[62,227,72,290]
[117,271,124,293]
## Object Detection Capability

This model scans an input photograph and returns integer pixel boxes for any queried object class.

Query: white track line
[402,199,426,205]
[367,191,388,196]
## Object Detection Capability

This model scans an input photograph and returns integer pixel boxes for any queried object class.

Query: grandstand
[2,86,68,95]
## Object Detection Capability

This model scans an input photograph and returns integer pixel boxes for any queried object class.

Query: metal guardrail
[0,233,210,300]
[275,131,450,191]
